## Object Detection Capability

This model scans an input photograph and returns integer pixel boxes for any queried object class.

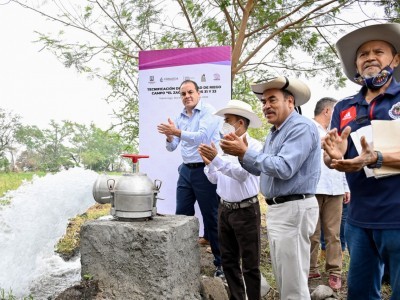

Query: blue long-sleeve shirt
[242,111,321,198]
[166,100,221,163]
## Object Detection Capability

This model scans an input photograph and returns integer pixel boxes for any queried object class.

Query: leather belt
[184,162,206,169]
[220,196,258,210]
[266,194,314,205]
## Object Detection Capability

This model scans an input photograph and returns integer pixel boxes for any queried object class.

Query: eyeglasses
[180,90,196,97]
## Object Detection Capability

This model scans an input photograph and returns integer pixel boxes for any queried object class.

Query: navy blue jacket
[331,79,400,229]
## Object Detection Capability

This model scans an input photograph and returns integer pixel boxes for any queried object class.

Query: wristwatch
[367,151,383,169]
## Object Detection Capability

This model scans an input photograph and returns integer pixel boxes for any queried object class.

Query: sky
[0,2,114,129]
[0,1,362,130]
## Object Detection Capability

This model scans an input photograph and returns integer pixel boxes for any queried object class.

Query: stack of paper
[371,120,400,177]
[350,120,400,178]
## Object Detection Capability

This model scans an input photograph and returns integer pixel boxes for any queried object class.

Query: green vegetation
[0,172,46,200]
[0,288,33,300]
[55,203,111,259]
[8,0,399,147]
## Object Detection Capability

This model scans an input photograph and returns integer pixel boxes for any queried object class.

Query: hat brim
[335,23,400,84]
[215,107,262,128]
[250,76,311,107]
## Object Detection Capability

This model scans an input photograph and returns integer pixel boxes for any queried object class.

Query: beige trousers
[267,197,319,300]
[309,194,343,276]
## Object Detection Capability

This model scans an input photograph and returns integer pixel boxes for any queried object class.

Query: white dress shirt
[204,133,263,202]
[312,119,349,195]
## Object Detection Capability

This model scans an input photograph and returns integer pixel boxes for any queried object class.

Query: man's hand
[343,192,351,204]
[157,118,179,141]
[322,126,351,160]
[220,133,248,159]
[329,135,376,172]
[198,143,218,165]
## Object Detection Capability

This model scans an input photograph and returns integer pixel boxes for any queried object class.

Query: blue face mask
[354,65,394,90]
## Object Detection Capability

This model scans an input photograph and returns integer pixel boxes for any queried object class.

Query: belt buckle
[223,201,231,209]
[224,201,239,209]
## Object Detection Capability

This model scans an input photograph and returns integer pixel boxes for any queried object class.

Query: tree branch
[234,0,349,74]
[176,0,201,47]
[231,0,256,80]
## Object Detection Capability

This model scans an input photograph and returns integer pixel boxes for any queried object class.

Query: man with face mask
[322,23,400,299]
[198,100,263,300]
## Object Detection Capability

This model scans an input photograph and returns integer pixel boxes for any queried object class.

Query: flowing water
[0,168,99,299]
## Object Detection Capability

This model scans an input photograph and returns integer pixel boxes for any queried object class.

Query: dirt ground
[198,229,392,300]
[198,233,349,300]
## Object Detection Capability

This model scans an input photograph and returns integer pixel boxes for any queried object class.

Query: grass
[0,288,33,300]
[0,172,46,204]
[55,203,111,259]
[259,197,277,290]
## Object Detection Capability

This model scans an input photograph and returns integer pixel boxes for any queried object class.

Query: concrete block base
[80,215,201,300]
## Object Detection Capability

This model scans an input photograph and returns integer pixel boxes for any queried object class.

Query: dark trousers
[219,200,261,300]
[176,163,221,266]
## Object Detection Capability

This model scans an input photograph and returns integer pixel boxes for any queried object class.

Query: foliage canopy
[10,0,400,142]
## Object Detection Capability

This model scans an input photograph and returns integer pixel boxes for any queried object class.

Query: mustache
[264,109,274,114]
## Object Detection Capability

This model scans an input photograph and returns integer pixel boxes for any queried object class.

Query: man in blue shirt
[220,76,320,299]
[323,23,400,299]
[157,80,223,276]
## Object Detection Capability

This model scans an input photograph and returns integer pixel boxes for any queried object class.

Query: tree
[0,108,22,170]
[10,0,398,142]
[69,123,133,171]
[14,120,131,171]
[15,120,75,171]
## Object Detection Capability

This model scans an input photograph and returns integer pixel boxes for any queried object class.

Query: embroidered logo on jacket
[388,102,400,119]
[340,106,356,129]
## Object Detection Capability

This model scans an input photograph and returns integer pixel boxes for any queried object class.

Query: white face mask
[220,121,239,136]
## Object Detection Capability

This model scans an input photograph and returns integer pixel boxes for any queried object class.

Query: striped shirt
[242,111,321,198]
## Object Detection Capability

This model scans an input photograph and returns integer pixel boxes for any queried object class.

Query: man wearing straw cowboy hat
[323,23,400,299]
[220,77,320,299]
[198,99,263,300]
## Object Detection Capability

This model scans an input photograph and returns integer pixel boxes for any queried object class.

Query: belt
[266,194,314,205]
[220,196,258,210]
[184,162,205,169]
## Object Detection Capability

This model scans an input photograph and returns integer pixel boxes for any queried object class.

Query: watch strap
[367,150,383,169]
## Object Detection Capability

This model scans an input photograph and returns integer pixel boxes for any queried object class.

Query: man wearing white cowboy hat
[323,23,400,299]
[198,99,263,300]
[220,77,320,299]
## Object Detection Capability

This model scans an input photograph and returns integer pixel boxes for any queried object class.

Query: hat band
[252,76,290,95]
[281,77,289,90]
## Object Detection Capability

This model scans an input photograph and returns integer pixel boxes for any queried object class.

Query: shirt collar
[270,110,298,133]
[181,99,203,116]
[311,118,327,132]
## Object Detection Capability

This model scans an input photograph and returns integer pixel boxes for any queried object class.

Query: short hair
[282,89,295,105]
[314,97,337,117]
[235,115,250,129]
[179,80,199,91]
